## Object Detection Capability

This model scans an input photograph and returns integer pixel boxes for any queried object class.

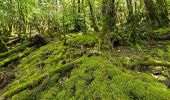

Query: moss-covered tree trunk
[144,0,169,27]
[155,0,169,27]
[126,0,134,23]
[88,0,99,32]
[100,0,116,49]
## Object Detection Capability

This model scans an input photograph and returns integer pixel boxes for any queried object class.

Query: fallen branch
[0,42,31,58]
[0,58,82,99]
[6,37,22,46]
[0,48,34,68]
[130,58,170,70]
[0,34,49,59]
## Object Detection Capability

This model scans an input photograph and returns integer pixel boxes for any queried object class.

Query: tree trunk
[126,0,134,23]
[88,0,99,32]
[72,0,81,32]
[144,0,169,27]
[103,0,116,32]
[144,0,159,26]
[82,0,87,34]
[155,0,169,27]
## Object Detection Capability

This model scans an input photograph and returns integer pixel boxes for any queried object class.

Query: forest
[0,0,170,99]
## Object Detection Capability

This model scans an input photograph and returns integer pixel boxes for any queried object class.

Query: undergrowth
[8,56,170,100]
[0,37,170,100]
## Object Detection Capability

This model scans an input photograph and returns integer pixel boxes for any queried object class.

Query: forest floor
[0,33,170,99]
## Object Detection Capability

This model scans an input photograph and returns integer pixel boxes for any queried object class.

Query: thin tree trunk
[103,0,116,32]
[88,0,99,32]
[155,0,169,27]
[78,0,81,13]
[82,0,87,34]
[126,0,134,23]
[144,0,159,26]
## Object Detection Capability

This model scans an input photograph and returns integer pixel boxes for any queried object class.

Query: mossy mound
[66,33,97,47]
[0,40,170,100]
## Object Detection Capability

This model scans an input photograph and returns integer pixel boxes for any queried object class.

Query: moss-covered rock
[66,33,97,47]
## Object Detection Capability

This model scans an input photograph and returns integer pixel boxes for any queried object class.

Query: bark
[78,0,81,13]
[144,0,157,21]
[126,0,134,23]
[72,0,81,32]
[88,0,99,32]
[82,0,87,34]
[103,0,116,32]
[155,0,170,27]
[144,0,169,27]
[6,38,22,46]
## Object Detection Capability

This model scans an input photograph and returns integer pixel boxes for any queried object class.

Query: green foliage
[0,0,170,99]
[154,28,170,34]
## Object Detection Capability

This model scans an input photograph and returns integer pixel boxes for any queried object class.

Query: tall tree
[88,0,99,32]
[155,0,169,27]
[103,0,116,33]
[144,0,169,27]
[126,0,134,23]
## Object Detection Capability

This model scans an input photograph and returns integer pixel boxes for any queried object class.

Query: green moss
[66,34,96,46]
[11,90,35,100]
[1,40,170,100]
[38,56,170,100]
[0,42,31,59]
[0,48,34,67]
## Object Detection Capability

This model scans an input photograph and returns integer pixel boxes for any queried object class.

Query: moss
[0,42,31,59]
[1,40,170,100]
[66,34,96,47]
[0,48,34,67]
[11,90,35,100]
[0,41,83,99]
[37,56,170,100]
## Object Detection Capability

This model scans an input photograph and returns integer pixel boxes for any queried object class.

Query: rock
[87,50,101,57]
[30,34,50,47]
[152,70,161,75]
